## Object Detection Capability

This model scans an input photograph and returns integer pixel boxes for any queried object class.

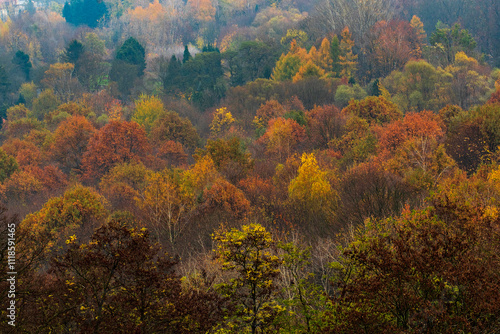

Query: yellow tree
[288,153,338,220]
[183,155,219,194]
[410,15,427,55]
[125,0,178,52]
[280,29,308,47]
[290,42,331,83]
[338,27,358,79]
[135,169,194,244]
[272,39,308,82]
[20,185,108,257]
[293,60,325,82]
[132,94,165,134]
[213,223,283,333]
[317,37,333,72]
[210,107,235,137]
[445,52,491,109]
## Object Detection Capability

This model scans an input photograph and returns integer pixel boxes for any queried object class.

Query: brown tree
[81,120,151,182]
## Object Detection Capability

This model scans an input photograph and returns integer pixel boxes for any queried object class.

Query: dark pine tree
[183,45,192,63]
[62,0,108,28]
[12,50,32,81]
[62,40,85,68]
[115,37,146,75]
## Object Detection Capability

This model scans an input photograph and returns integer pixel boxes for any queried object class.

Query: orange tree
[81,120,151,182]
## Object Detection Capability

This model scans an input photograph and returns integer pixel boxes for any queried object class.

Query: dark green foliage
[32,89,61,121]
[183,45,192,63]
[224,41,279,86]
[202,44,219,52]
[115,37,146,76]
[62,40,84,65]
[0,65,10,117]
[109,61,140,96]
[330,35,341,76]
[162,48,227,108]
[182,51,225,109]
[0,65,9,92]
[161,55,182,94]
[12,51,32,81]
[110,38,146,95]
[284,109,307,126]
[16,94,26,105]
[62,0,108,28]
[370,79,381,96]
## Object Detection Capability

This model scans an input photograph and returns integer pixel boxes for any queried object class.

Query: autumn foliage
[81,120,151,181]
[1,2,500,333]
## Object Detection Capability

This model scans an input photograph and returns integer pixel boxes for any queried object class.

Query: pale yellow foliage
[210,107,235,137]
[135,170,194,244]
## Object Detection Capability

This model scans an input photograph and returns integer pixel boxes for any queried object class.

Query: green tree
[62,39,84,71]
[334,84,367,108]
[62,0,108,28]
[31,89,61,121]
[161,55,182,94]
[110,37,146,95]
[115,37,146,75]
[428,22,477,66]
[382,60,454,112]
[271,40,307,82]
[0,65,10,97]
[12,50,32,81]
[196,137,253,183]
[83,32,106,56]
[182,50,225,108]
[183,45,192,63]
[330,35,341,76]
[18,82,37,108]
[224,41,278,86]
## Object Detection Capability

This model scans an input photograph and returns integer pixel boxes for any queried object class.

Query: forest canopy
[0,0,500,332]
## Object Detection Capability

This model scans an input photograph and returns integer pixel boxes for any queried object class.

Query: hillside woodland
[0,0,500,332]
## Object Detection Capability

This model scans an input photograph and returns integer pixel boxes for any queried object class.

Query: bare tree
[315,0,399,48]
